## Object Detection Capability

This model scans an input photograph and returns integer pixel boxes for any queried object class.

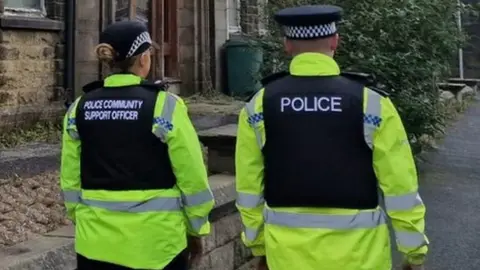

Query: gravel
[0,171,70,247]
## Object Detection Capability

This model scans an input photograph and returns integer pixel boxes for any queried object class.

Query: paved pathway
[391,96,480,269]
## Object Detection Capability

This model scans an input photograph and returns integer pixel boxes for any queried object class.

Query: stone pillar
[179,0,197,95]
[75,0,102,95]
[214,0,228,91]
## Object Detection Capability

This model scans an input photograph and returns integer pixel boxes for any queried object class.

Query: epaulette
[244,89,260,102]
[82,80,104,93]
[341,72,389,97]
[260,71,289,86]
[140,80,167,92]
[341,71,376,87]
[368,87,389,97]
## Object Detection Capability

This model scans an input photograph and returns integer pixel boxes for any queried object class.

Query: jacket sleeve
[367,88,429,265]
[154,92,214,237]
[235,89,266,256]
[60,98,82,222]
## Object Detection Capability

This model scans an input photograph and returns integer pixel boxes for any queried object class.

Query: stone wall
[0,0,65,130]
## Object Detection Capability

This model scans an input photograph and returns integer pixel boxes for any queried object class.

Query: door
[102,0,179,80]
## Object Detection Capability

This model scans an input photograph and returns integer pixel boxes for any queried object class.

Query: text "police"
[280,96,343,112]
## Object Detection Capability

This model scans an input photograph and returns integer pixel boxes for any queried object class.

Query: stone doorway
[102,0,180,81]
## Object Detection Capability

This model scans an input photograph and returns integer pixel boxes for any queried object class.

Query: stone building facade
[0,0,265,129]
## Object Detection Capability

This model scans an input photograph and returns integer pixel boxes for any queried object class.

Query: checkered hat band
[126,31,152,58]
[284,22,337,39]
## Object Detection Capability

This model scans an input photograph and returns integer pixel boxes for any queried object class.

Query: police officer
[235,5,428,270]
[60,21,214,270]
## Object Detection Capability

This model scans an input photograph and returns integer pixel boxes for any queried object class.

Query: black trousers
[76,249,189,270]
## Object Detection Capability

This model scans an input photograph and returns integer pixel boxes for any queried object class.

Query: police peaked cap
[274,5,343,40]
[99,21,153,61]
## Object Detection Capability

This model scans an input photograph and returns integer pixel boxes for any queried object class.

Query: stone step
[0,174,238,270]
[447,78,480,89]
[437,82,467,94]
[198,124,238,175]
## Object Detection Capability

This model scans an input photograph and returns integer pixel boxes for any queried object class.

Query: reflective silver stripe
[244,227,260,241]
[189,216,209,232]
[384,192,424,211]
[395,231,428,248]
[154,93,177,142]
[67,129,80,140]
[81,197,182,212]
[182,189,214,207]
[244,92,263,149]
[364,89,382,149]
[66,99,80,140]
[62,190,80,203]
[265,208,386,229]
[237,192,264,208]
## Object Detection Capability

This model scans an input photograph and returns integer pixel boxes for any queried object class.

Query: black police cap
[274,5,343,40]
[99,21,152,61]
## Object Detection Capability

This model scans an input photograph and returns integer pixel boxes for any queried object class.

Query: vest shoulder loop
[140,81,167,92]
[82,80,104,93]
[261,71,290,87]
[244,88,265,103]
[341,71,376,87]
[368,87,389,98]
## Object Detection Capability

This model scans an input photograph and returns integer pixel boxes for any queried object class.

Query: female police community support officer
[235,5,428,270]
[60,21,214,270]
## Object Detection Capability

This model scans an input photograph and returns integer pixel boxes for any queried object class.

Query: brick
[55,71,64,86]
[0,90,15,106]
[55,43,64,59]
[179,27,195,46]
[16,87,56,105]
[234,238,253,269]
[43,46,55,58]
[180,45,195,61]
[0,44,19,60]
[179,9,195,28]
[54,59,64,70]
[193,242,235,270]
[75,31,99,62]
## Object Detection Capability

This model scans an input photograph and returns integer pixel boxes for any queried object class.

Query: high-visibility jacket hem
[251,246,266,256]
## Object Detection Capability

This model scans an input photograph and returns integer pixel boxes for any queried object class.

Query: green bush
[257,0,475,153]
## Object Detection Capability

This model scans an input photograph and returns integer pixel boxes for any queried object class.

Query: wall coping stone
[0,16,63,31]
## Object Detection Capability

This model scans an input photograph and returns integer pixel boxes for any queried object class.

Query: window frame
[107,0,179,80]
[258,0,268,36]
[227,0,241,35]
[3,0,46,17]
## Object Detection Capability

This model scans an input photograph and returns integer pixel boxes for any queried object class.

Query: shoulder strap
[82,80,166,93]
[341,71,389,97]
[82,80,104,93]
[140,80,167,92]
[368,87,389,97]
[340,72,376,86]
[261,71,290,87]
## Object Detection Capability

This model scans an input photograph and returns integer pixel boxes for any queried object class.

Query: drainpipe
[457,0,464,79]
[64,0,76,108]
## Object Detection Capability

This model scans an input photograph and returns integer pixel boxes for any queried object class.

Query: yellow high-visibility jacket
[60,74,214,269]
[235,53,428,270]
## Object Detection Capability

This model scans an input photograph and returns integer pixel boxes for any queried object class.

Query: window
[227,0,241,34]
[4,0,45,16]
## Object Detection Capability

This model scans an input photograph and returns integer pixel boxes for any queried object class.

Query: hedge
[257,0,477,152]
